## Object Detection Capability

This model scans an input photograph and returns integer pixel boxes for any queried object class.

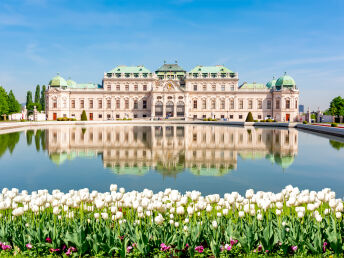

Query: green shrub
[253,120,258,122]
[203,118,207,121]
[266,119,273,123]
[245,112,254,122]
[260,120,265,122]
[303,121,308,124]
[81,110,87,121]
[20,119,26,122]
[331,123,338,127]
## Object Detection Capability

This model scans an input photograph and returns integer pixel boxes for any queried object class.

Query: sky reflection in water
[0,125,343,197]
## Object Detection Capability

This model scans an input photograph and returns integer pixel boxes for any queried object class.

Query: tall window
[286,99,290,109]
[63,99,67,108]
[125,99,129,109]
[248,100,253,109]
[202,99,206,109]
[221,85,225,91]
[71,100,75,109]
[125,85,129,91]
[258,100,262,109]
[107,85,111,91]
[211,100,216,109]
[295,99,298,109]
[193,85,197,91]
[134,85,138,91]
[276,99,280,109]
[116,99,120,109]
[80,99,84,109]
[143,85,147,91]
[203,84,207,91]
[107,99,111,109]
[134,100,138,109]
[143,100,147,109]
[230,99,234,109]
[89,99,93,109]
[53,99,57,108]
[193,100,197,109]
[221,99,225,109]
[239,100,243,109]
[98,99,102,109]
[116,85,120,91]
[230,85,234,91]
[267,100,271,109]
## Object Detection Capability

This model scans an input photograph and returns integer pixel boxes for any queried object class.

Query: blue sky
[0,0,343,110]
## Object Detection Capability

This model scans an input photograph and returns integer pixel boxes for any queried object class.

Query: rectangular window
[116,85,120,91]
[193,100,197,109]
[239,100,243,109]
[211,100,216,109]
[230,85,234,91]
[134,114,138,118]
[193,85,197,91]
[286,99,290,109]
[230,99,234,109]
[221,100,225,109]
[221,115,225,118]
[98,99,102,109]
[276,100,280,109]
[143,85,147,91]
[258,115,262,119]
[53,99,57,108]
[248,100,253,109]
[267,100,272,109]
[295,100,298,109]
[239,115,243,119]
[107,85,111,91]
[71,100,75,109]
[258,100,262,109]
[89,99,93,109]
[116,114,120,119]
[80,99,84,109]
[99,114,102,119]
[202,100,206,109]
[143,100,147,109]
[125,85,129,91]
[203,84,207,91]
[134,100,138,109]
[221,85,225,91]
[116,99,120,109]
[107,99,111,109]
[230,115,233,119]
[134,85,138,91]
[125,99,129,109]
[202,115,206,118]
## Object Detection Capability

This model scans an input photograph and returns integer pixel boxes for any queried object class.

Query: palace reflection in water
[45,125,298,177]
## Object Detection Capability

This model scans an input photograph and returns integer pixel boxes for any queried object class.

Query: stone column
[162,97,166,118]
[173,102,177,118]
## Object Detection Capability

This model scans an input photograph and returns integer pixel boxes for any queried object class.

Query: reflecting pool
[0,125,344,196]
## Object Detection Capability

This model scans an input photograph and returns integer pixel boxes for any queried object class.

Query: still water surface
[0,125,343,196]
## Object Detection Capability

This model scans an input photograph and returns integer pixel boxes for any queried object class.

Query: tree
[27,102,42,112]
[245,112,254,122]
[7,90,21,114]
[40,85,46,111]
[34,85,40,104]
[0,86,9,119]
[81,110,87,121]
[26,91,33,107]
[329,96,344,117]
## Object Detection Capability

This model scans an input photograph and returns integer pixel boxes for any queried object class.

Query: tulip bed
[0,185,343,257]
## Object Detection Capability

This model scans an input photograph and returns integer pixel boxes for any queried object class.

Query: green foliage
[26,91,33,107]
[329,96,344,117]
[57,117,76,121]
[7,90,21,114]
[81,110,87,121]
[0,132,21,157]
[34,85,40,104]
[27,102,42,112]
[40,85,46,111]
[0,86,9,118]
[245,112,254,122]
[329,140,344,150]
[331,123,338,127]
[266,119,273,122]
[26,130,34,146]
[303,121,308,124]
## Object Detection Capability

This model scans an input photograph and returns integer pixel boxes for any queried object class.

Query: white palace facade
[46,62,299,121]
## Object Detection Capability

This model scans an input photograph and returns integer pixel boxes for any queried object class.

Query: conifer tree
[81,110,87,121]
[40,85,46,111]
[245,112,254,122]
[34,85,40,104]
[26,91,33,107]
[7,90,21,114]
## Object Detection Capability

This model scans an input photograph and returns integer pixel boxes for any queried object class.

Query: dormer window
[106,73,112,78]
[193,73,198,78]
[134,73,139,78]
[125,73,130,78]
[116,73,121,78]
[211,73,217,78]
[143,73,147,78]
[202,73,208,78]
[221,73,226,78]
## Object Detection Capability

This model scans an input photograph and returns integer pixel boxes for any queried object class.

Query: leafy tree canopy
[0,86,9,117]
[7,90,21,114]
[329,96,344,117]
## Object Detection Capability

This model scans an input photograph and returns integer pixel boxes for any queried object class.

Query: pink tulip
[26,243,33,249]
[195,245,204,253]
[291,246,298,252]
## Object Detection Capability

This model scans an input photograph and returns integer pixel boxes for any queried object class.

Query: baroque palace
[46,62,299,121]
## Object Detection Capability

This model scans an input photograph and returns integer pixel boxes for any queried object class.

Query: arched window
[230,99,234,109]
[211,99,216,109]
[202,99,206,109]
[193,100,198,109]
[177,101,185,117]
[155,101,163,117]
[286,99,290,109]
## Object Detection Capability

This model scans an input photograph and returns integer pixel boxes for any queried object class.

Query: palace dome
[66,79,77,88]
[275,73,296,88]
[266,77,277,88]
[49,73,68,87]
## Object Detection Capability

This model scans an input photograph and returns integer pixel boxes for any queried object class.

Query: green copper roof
[266,78,277,88]
[156,63,186,73]
[275,73,296,87]
[108,65,151,74]
[274,154,295,169]
[66,79,77,87]
[189,65,233,74]
[239,83,267,90]
[71,83,102,89]
[49,74,68,87]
